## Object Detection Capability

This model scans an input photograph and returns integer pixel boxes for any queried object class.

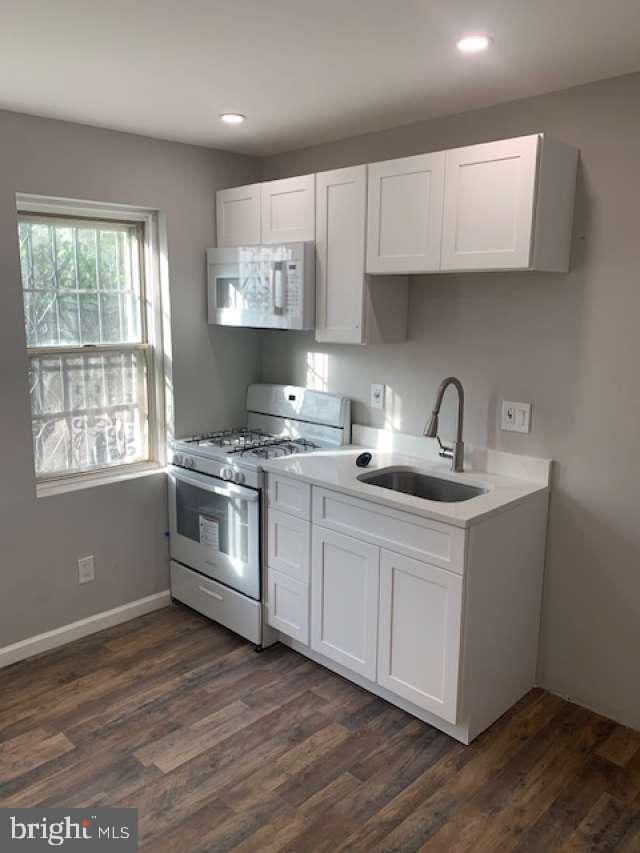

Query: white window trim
[16,193,174,498]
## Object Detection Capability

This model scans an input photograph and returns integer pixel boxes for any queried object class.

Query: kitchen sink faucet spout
[424,376,465,472]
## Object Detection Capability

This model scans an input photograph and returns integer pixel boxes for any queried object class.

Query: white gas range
[168,384,351,647]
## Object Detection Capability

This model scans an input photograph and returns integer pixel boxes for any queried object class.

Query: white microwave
[206,242,315,330]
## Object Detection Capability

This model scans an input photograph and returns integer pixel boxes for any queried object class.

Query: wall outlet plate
[78,555,95,584]
[370,383,385,410]
[501,401,532,434]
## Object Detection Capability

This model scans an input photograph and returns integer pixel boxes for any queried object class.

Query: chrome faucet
[424,377,465,472]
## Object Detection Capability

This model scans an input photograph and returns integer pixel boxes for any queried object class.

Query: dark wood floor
[1,606,639,852]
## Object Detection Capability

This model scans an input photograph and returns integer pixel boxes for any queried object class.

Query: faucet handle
[435,435,454,460]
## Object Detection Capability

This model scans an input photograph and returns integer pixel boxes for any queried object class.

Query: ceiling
[2,0,640,156]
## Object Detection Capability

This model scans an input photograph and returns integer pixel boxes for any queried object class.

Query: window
[17,209,161,484]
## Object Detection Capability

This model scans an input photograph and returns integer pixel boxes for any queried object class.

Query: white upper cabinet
[377,549,462,724]
[216,183,261,247]
[441,135,538,271]
[216,133,576,280]
[260,174,315,244]
[366,152,446,274]
[441,134,578,272]
[315,164,408,345]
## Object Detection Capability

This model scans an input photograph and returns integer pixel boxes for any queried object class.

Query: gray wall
[0,109,260,647]
[259,72,640,729]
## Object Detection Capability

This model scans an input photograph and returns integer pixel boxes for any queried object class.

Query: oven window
[175,479,249,564]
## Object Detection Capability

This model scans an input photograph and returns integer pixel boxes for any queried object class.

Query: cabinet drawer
[267,474,311,520]
[170,561,261,644]
[312,487,465,574]
[268,508,310,582]
[267,568,309,644]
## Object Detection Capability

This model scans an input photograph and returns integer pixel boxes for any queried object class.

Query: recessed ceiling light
[220,113,246,125]
[456,34,492,54]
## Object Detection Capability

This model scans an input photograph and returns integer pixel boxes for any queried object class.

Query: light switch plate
[78,555,95,584]
[370,384,385,410]
[501,401,532,433]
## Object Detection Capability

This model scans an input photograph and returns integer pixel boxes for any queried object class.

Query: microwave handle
[168,465,259,502]
[271,262,285,314]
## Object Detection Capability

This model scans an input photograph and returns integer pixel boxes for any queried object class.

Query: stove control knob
[233,471,245,485]
[221,467,234,481]
[186,456,195,468]
[173,453,183,466]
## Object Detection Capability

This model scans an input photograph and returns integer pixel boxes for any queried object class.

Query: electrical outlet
[78,555,95,584]
[370,383,385,410]
[501,401,532,434]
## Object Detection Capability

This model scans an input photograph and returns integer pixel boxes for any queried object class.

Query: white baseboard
[0,590,171,670]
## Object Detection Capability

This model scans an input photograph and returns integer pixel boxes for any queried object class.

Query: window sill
[36,461,166,499]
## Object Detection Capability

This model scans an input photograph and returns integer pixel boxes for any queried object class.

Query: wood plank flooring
[1,604,639,851]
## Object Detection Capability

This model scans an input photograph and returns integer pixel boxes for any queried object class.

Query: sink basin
[357,467,487,503]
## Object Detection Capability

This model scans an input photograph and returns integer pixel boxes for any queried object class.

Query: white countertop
[261,445,548,529]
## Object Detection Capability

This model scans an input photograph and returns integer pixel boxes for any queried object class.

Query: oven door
[168,465,260,600]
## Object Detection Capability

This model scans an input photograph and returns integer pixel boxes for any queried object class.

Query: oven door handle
[167,465,259,502]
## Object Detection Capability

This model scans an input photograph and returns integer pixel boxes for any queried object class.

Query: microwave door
[212,264,266,327]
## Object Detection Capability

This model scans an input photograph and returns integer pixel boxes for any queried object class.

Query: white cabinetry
[266,478,311,644]
[378,550,462,723]
[441,135,537,271]
[265,470,548,745]
[216,184,261,247]
[216,175,315,247]
[315,165,407,345]
[216,133,576,274]
[268,570,309,644]
[268,508,310,583]
[260,174,315,244]
[366,152,446,274]
[310,526,379,680]
[441,134,577,272]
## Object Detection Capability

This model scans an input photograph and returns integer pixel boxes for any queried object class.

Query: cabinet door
[378,550,462,723]
[268,508,310,583]
[216,184,261,247]
[268,568,309,644]
[311,526,379,680]
[315,165,366,344]
[260,174,315,244]
[366,153,445,274]
[441,135,539,270]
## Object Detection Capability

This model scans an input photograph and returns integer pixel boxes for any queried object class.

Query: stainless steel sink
[357,467,487,503]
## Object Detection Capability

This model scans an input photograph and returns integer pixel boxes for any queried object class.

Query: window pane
[18,218,143,346]
[77,228,97,290]
[55,226,76,289]
[30,223,56,288]
[79,292,100,344]
[58,293,80,344]
[99,292,122,342]
[29,350,148,477]
[24,290,59,347]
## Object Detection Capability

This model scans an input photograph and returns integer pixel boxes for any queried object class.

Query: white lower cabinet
[311,526,379,680]
[267,508,310,582]
[378,549,462,723]
[268,569,309,644]
[266,504,310,644]
[265,476,548,743]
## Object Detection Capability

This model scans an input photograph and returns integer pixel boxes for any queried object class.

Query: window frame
[16,194,172,496]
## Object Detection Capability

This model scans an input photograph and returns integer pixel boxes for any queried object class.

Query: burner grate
[183,429,321,459]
